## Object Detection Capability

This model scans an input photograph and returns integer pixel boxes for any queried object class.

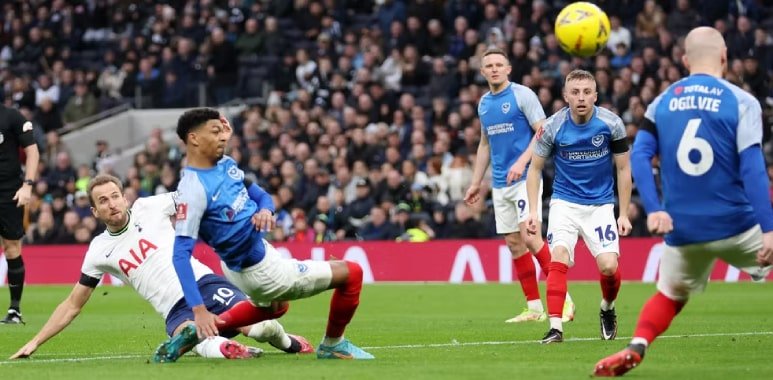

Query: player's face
[191,119,227,160]
[563,79,598,119]
[90,182,129,229]
[480,53,511,88]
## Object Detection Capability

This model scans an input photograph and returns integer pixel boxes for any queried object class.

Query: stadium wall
[1,239,768,285]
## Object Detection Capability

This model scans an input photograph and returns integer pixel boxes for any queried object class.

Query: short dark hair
[482,47,508,60]
[176,107,220,143]
[87,174,123,207]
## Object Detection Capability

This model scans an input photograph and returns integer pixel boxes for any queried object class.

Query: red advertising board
[1,239,768,285]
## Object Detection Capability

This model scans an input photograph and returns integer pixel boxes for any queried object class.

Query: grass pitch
[2,282,773,379]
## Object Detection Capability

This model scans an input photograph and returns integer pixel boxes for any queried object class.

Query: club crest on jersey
[591,134,604,147]
[221,207,236,221]
[227,165,243,180]
[501,102,511,114]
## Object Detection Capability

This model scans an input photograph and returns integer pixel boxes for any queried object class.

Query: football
[554,2,611,57]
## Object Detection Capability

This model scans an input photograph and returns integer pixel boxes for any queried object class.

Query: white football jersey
[81,193,213,318]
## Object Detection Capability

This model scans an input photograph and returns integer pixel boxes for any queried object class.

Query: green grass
[2,282,773,379]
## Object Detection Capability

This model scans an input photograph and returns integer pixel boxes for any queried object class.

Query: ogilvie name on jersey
[669,85,724,112]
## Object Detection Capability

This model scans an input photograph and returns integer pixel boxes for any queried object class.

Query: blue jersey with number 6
[644,74,761,245]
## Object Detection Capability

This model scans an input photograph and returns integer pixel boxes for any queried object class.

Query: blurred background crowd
[2,0,771,244]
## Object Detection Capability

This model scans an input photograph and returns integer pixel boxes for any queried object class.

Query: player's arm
[10,279,96,359]
[173,178,220,338]
[13,114,39,207]
[735,97,773,264]
[244,179,275,231]
[525,153,546,235]
[630,120,662,214]
[509,119,546,184]
[464,131,490,204]
[612,139,632,236]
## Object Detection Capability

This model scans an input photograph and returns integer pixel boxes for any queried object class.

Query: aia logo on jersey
[501,102,511,114]
[176,203,188,220]
[227,165,243,180]
[674,86,684,95]
[591,134,604,147]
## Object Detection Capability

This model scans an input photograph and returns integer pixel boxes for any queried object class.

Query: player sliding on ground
[525,69,633,344]
[593,26,773,377]
[157,107,372,361]
[10,174,313,361]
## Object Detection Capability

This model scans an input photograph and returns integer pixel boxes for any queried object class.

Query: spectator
[358,206,398,241]
[447,202,485,239]
[62,82,98,124]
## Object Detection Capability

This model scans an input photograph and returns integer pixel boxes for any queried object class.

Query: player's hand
[506,160,527,184]
[463,184,480,205]
[10,341,38,359]
[756,231,773,266]
[192,305,222,339]
[252,209,275,232]
[617,216,632,237]
[13,185,32,207]
[219,114,233,140]
[646,211,673,235]
[525,212,539,235]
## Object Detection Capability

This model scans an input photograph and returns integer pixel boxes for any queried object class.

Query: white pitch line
[2,331,772,365]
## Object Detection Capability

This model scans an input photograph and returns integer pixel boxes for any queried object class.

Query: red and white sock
[324,261,363,345]
[631,292,686,346]
[513,253,542,311]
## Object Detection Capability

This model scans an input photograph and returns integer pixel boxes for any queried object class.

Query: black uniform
[0,105,35,240]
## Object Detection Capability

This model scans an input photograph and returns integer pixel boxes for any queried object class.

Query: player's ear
[90,206,98,218]
[681,54,690,71]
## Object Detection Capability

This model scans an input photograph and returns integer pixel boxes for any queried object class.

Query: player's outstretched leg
[217,300,288,331]
[153,324,202,363]
[317,261,374,359]
[593,292,687,376]
[245,319,314,354]
[191,335,264,359]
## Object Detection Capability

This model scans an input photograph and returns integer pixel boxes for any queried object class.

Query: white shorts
[546,198,619,265]
[657,225,770,301]
[220,240,333,305]
[491,180,543,234]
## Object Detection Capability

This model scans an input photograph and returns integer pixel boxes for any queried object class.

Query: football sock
[533,242,551,273]
[7,256,24,311]
[247,320,293,351]
[632,292,686,344]
[514,253,541,304]
[600,268,621,309]
[193,336,229,358]
[527,299,544,312]
[546,262,568,322]
[217,301,288,331]
[325,261,362,339]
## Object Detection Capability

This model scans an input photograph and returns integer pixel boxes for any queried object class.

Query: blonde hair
[564,69,596,85]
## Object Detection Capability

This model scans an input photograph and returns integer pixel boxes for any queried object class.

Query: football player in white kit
[10,175,312,361]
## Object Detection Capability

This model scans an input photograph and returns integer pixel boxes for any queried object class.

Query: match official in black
[0,104,40,324]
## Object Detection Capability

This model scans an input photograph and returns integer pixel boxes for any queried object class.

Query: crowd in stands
[3,0,772,244]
